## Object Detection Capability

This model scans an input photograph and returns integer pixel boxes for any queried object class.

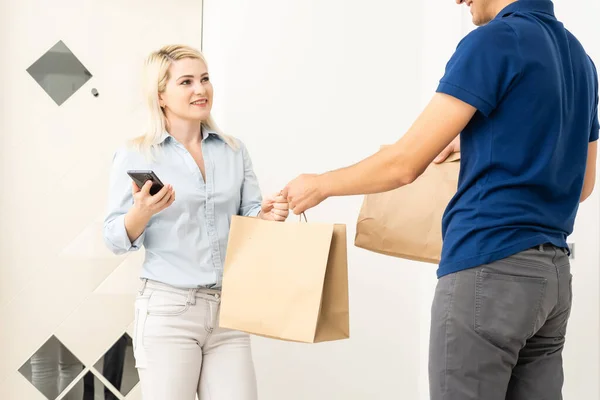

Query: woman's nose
[194,82,206,95]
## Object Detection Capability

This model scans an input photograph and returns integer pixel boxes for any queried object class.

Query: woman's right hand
[124,181,175,243]
[132,180,176,219]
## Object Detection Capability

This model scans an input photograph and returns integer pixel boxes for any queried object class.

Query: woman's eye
[181,80,191,85]
[202,77,210,82]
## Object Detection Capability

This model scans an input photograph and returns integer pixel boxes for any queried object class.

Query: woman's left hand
[259,193,289,222]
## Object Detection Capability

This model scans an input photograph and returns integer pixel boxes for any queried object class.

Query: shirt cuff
[245,205,262,218]
[109,214,145,251]
[437,81,494,117]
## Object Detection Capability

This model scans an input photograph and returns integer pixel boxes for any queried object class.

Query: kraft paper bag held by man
[282,1,598,399]
[354,150,460,264]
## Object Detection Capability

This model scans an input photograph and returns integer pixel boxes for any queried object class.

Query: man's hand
[433,135,460,164]
[282,174,328,215]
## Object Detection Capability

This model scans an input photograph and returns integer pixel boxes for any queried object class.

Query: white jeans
[134,279,258,400]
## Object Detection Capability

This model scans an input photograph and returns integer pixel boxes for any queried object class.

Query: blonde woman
[103,45,288,400]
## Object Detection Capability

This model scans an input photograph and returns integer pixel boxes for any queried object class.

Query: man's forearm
[283,94,476,214]
[316,95,476,198]
[319,146,417,197]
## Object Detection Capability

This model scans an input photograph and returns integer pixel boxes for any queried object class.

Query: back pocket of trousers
[475,271,547,350]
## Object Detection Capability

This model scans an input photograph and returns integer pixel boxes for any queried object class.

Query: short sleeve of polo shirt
[436,21,522,118]
[590,56,599,142]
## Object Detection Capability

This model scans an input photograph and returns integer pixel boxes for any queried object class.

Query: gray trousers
[429,244,572,400]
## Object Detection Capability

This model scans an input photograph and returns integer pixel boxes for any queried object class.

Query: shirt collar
[157,125,222,145]
[496,0,555,19]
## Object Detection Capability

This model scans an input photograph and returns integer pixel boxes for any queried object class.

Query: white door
[0,1,203,399]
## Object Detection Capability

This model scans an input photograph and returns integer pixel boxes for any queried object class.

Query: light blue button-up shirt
[103,127,262,288]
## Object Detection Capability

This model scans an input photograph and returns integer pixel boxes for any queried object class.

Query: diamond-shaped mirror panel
[92,333,138,398]
[69,370,114,400]
[27,40,92,106]
[18,335,85,399]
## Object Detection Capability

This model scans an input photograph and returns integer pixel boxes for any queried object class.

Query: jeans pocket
[475,271,547,350]
[146,290,190,316]
[133,295,150,352]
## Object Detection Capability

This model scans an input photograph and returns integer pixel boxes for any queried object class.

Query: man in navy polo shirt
[283,0,598,398]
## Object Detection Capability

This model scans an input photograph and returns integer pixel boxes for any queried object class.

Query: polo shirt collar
[496,0,555,20]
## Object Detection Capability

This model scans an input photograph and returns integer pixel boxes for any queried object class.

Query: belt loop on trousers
[187,288,197,305]
[138,278,148,295]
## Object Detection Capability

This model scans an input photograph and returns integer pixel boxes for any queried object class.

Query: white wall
[204,2,427,398]
[552,1,600,398]
[203,1,600,399]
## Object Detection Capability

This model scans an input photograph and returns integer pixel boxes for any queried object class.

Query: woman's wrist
[125,206,152,241]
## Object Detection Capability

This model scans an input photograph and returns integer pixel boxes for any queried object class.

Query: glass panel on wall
[18,335,84,399]
[92,333,138,398]
[26,40,92,106]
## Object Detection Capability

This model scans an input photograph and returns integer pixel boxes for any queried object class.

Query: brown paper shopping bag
[219,215,349,343]
[354,152,460,264]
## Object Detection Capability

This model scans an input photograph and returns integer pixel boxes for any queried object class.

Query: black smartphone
[127,170,165,195]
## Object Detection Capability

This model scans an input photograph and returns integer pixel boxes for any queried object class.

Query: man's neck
[491,0,518,19]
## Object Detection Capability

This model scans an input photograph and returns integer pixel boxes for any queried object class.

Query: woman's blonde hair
[131,44,237,154]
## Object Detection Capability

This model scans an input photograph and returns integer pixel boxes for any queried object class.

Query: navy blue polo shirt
[436,0,599,278]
